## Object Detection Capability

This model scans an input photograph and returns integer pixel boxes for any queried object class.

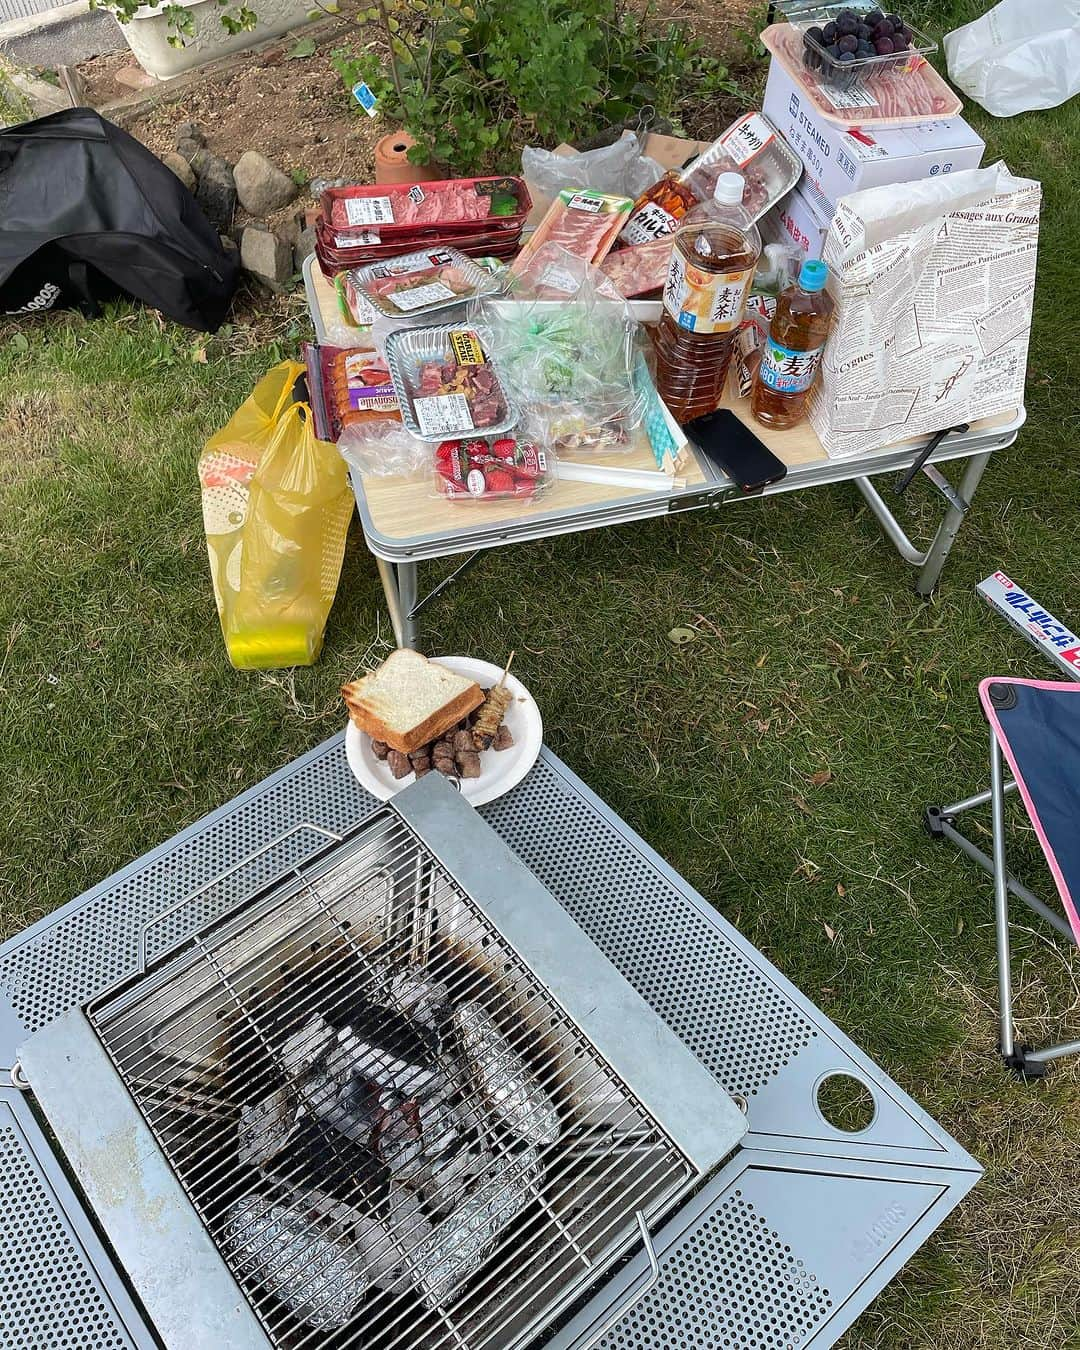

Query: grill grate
[88,811,696,1350]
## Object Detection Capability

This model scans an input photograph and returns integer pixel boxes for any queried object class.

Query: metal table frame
[0,739,980,1350]
[362,417,1022,650]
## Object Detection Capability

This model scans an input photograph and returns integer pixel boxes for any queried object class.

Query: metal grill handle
[576,1211,661,1350]
[135,822,344,974]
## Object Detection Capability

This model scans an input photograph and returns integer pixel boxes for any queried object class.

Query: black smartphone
[684,408,788,494]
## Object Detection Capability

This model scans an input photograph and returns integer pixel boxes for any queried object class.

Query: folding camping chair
[926,678,1080,1078]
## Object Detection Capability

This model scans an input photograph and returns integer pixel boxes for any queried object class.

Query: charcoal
[238,1086,300,1167]
[278,1013,335,1078]
[421,1141,496,1215]
[374,1094,427,1183]
[299,1067,380,1146]
[388,968,451,1032]
[387,1182,433,1254]
[328,1027,440,1097]
[223,1193,372,1329]
[454,1002,560,1147]
[412,1147,542,1309]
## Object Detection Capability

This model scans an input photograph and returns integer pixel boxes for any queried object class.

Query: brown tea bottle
[750,259,834,431]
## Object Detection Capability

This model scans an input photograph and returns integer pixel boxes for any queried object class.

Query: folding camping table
[304,258,1026,651]
[927,677,1080,1077]
[0,739,980,1349]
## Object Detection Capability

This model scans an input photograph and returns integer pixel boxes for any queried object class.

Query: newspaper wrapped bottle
[808,163,1040,459]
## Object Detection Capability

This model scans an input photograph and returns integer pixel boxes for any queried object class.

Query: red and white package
[433,434,554,502]
[512,190,632,289]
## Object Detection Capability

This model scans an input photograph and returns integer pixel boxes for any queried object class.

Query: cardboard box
[763,181,832,259]
[763,55,984,219]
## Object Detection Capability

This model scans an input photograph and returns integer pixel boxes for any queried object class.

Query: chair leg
[989,728,1017,1064]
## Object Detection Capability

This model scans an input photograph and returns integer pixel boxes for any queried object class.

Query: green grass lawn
[2,3,1079,1346]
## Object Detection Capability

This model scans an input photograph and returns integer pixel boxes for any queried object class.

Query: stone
[240,226,294,292]
[219,234,239,263]
[233,150,299,218]
[175,121,205,149]
[114,64,156,92]
[160,151,196,194]
[175,137,202,165]
[194,155,237,233]
[293,226,317,273]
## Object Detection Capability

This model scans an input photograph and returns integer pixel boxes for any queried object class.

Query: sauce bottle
[750,259,834,431]
[653,172,761,425]
[621,170,698,245]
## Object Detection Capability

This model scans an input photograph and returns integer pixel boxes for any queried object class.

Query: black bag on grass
[0,108,238,332]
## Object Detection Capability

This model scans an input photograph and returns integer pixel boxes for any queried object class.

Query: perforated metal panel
[0,1091,151,1350]
[0,739,980,1350]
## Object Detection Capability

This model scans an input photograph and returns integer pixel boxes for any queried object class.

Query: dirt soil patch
[78,2,380,186]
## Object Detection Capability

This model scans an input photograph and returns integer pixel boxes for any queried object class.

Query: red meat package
[512,190,632,292]
[322,177,530,237]
[434,434,553,502]
[599,238,674,298]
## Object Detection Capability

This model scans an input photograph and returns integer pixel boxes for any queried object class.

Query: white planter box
[118,0,318,80]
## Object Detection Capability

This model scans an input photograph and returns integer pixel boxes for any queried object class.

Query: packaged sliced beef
[322,177,530,238]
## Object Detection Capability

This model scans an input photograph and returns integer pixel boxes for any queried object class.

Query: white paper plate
[345,656,542,807]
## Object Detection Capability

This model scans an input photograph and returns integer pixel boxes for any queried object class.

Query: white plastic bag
[522,133,663,201]
[944,0,1080,117]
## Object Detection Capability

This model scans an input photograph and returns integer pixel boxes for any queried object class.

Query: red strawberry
[462,438,487,459]
[491,437,516,460]
[435,439,460,462]
[512,474,537,498]
[484,466,515,494]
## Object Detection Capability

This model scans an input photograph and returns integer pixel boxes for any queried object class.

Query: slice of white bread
[342,650,484,754]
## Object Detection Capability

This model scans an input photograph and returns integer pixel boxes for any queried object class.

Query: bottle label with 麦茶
[758,339,824,394]
[663,252,753,334]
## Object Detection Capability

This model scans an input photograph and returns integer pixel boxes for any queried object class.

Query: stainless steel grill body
[20,775,745,1350]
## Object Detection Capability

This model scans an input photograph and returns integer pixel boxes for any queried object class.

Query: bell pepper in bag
[199,363,353,669]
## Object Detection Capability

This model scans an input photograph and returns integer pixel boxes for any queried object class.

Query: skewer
[473,654,515,751]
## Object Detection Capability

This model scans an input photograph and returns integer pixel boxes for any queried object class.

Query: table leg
[375,558,421,651]
[915,450,992,596]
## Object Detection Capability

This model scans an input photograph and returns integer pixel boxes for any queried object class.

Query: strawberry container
[432,434,556,503]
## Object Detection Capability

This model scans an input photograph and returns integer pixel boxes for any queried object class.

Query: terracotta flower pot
[374,132,439,185]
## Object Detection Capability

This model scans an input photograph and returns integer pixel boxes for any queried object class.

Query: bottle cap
[799,259,829,292]
[713,173,745,206]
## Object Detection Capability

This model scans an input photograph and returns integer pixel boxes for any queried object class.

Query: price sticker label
[344,195,395,226]
[388,281,457,311]
[567,192,605,213]
[415,392,474,436]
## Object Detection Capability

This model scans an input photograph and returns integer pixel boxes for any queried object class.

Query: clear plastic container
[351,248,500,318]
[384,324,516,442]
[778,3,937,91]
[433,434,555,502]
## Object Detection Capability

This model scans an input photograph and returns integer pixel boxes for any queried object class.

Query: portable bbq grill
[0,741,980,1350]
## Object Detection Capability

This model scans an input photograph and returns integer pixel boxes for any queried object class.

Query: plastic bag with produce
[470,252,650,454]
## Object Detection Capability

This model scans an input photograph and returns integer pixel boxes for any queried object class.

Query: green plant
[0,57,32,128]
[333,0,737,175]
[89,0,258,50]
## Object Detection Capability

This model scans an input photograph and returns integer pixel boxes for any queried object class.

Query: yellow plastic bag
[199,362,354,669]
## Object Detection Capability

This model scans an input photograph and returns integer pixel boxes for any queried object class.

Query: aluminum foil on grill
[412,1147,542,1309]
[454,1002,560,1146]
[222,1193,372,1330]
[278,1013,336,1078]
[327,1027,441,1098]
[388,968,452,1031]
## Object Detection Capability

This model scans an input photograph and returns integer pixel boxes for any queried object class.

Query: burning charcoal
[374,1095,427,1183]
[455,750,482,778]
[238,1086,300,1168]
[328,1028,440,1097]
[387,749,413,780]
[278,1013,335,1078]
[223,1193,372,1330]
[389,968,451,1032]
[455,1002,560,1147]
[493,723,514,751]
[299,1067,381,1146]
[412,1148,542,1309]
[371,739,390,760]
[353,1214,401,1282]
[421,1141,496,1216]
